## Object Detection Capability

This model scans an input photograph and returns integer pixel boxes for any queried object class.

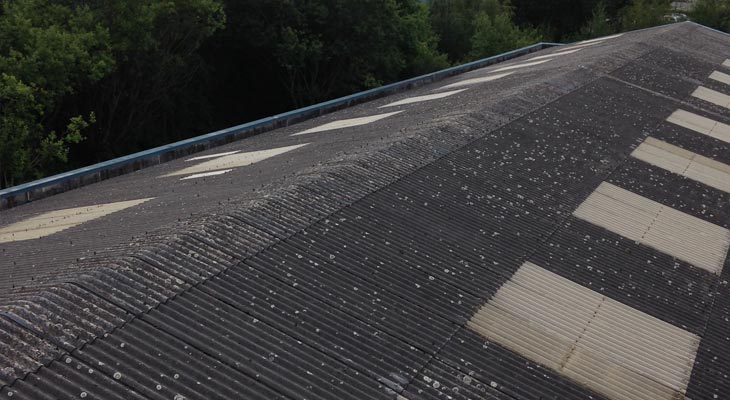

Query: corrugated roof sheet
[1,21,730,399]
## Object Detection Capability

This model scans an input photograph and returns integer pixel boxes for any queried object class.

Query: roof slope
[1,21,730,399]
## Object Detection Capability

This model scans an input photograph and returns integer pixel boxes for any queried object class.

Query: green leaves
[0,1,114,187]
[470,11,542,59]
[691,0,730,32]
[619,0,671,31]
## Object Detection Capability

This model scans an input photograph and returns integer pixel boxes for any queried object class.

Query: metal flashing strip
[0,198,154,243]
[631,137,730,193]
[468,261,700,400]
[666,109,730,143]
[573,182,730,274]
[292,112,403,136]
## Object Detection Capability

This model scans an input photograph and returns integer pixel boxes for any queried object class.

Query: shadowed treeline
[0,0,724,188]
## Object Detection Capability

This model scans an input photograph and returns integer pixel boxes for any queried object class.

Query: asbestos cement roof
[1,21,730,400]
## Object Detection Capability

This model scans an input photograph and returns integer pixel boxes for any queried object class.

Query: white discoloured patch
[691,86,730,109]
[379,89,468,108]
[578,33,623,44]
[162,143,309,177]
[709,70,730,86]
[528,48,583,61]
[180,169,233,180]
[632,137,730,193]
[438,72,513,90]
[186,150,240,161]
[292,111,403,136]
[666,109,730,144]
[0,198,154,243]
[573,182,730,274]
[468,262,700,400]
[567,40,605,49]
[492,59,553,73]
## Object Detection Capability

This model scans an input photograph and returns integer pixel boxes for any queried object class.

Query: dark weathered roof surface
[1,21,730,400]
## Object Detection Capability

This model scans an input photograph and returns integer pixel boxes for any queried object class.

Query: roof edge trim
[0,42,562,210]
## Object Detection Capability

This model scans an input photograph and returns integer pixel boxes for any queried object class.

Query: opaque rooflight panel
[578,33,623,44]
[438,72,513,90]
[528,48,583,61]
[567,40,605,49]
[492,58,553,73]
[691,86,730,109]
[709,70,730,86]
[292,111,403,136]
[0,198,154,243]
[723,59,730,68]
[378,89,468,108]
[666,109,730,143]
[162,143,310,177]
[573,182,730,274]
[180,169,233,180]
[631,137,730,193]
[186,150,240,161]
[468,262,700,400]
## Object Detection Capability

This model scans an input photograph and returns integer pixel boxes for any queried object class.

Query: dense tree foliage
[692,0,730,33]
[0,0,718,187]
[619,0,671,30]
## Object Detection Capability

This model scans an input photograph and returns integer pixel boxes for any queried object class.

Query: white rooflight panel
[379,89,467,108]
[438,72,513,90]
[631,137,730,193]
[666,109,730,144]
[469,262,700,400]
[162,143,309,177]
[573,182,730,274]
[0,198,154,243]
[492,58,552,73]
[292,111,403,136]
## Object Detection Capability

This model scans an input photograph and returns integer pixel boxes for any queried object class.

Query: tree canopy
[0,0,718,188]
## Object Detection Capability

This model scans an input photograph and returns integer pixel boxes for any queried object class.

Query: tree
[469,11,542,59]
[509,0,631,41]
[0,0,113,187]
[691,0,730,33]
[69,0,225,162]
[202,0,447,118]
[429,0,505,62]
[620,0,671,31]
[567,1,617,41]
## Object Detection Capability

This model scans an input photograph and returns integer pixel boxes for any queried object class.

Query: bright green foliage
[692,0,730,32]
[470,11,542,59]
[0,0,112,187]
[620,0,671,31]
